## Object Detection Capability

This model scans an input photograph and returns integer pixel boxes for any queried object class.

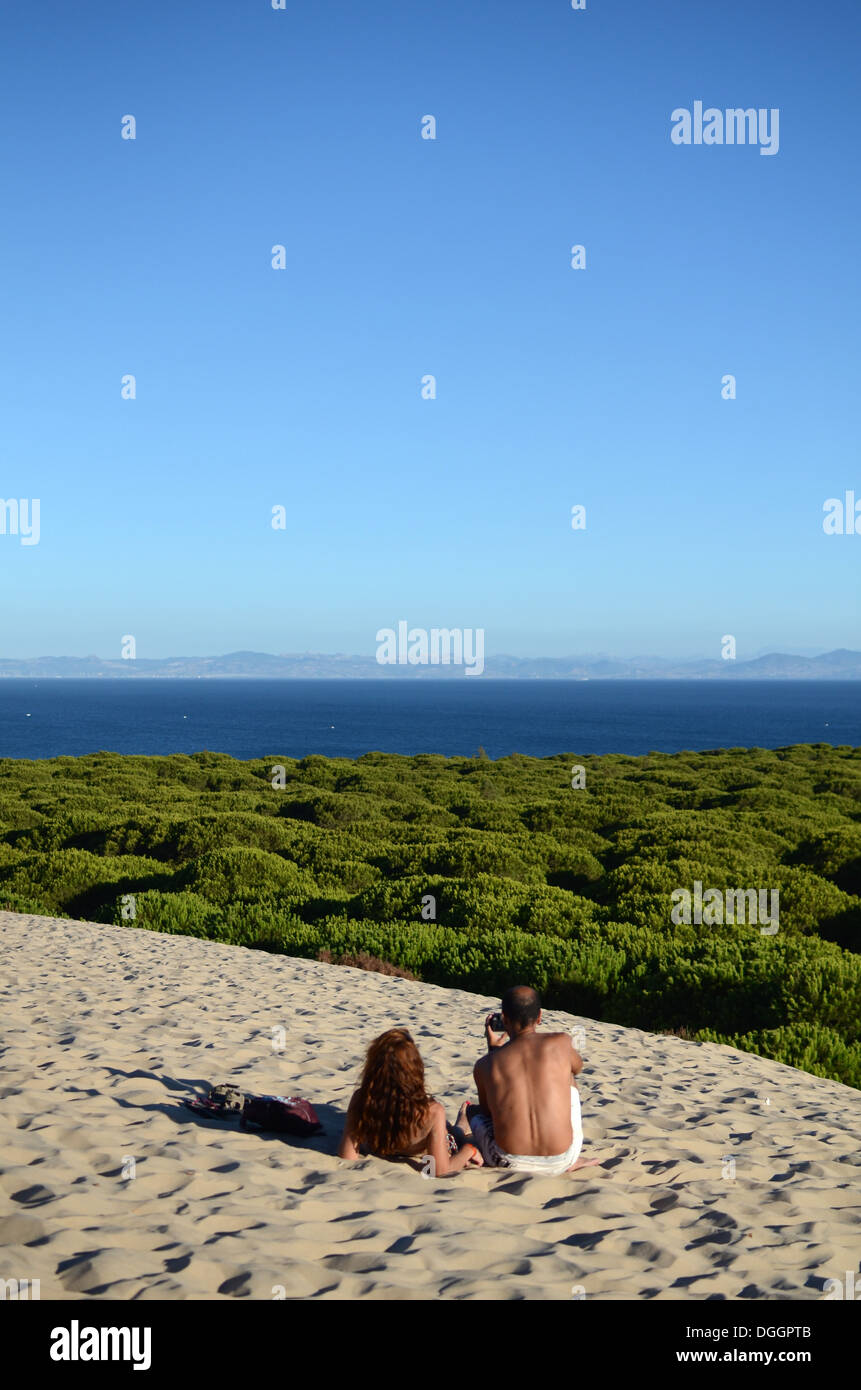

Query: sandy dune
[0,910,858,1301]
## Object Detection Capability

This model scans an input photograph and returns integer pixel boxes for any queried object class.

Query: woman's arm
[338,1091,361,1159]
[424,1102,483,1176]
[443,1138,483,1174]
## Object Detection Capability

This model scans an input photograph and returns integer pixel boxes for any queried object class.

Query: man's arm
[484,1013,507,1053]
[569,1038,584,1078]
[471,1057,492,1116]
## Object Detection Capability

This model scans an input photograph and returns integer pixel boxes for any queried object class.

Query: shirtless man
[463,985,598,1176]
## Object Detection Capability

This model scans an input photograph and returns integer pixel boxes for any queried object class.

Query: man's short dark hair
[501,985,541,1029]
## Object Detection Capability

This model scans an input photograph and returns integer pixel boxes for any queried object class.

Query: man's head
[500,985,541,1036]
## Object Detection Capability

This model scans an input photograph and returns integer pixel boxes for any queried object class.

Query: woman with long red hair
[338,1028,483,1175]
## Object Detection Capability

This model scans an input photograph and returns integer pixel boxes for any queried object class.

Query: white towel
[470,1087,583,1176]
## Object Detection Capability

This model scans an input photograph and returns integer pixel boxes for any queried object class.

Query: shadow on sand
[104,1067,346,1157]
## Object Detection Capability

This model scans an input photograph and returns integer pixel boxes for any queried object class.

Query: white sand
[0,910,858,1301]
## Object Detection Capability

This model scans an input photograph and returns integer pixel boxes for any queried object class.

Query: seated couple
[338,985,597,1177]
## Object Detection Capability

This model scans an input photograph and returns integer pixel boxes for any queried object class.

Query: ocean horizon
[1,678,858,762]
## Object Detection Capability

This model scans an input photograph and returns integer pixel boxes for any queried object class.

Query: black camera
[488,1012,507,1034]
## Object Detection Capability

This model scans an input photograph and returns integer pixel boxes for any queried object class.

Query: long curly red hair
[352,1029,433,1157]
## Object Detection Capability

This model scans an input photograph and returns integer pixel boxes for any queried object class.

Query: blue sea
[0,680,858,761]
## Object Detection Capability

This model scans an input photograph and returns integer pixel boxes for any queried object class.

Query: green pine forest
[1,744,859,1087]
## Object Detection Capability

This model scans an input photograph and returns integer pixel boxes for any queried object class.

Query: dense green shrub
[1,743,859,1086]
[174,846,317,904]
[695,1022,861,1089]
[0,848,171,919]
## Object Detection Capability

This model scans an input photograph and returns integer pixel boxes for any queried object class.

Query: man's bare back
[474,1028,582,1155]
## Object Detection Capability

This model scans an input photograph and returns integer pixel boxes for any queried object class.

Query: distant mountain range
[1,649,860,679]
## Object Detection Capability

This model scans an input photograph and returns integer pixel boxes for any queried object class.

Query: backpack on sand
[184,1084,322,1138]
[240,1094,323,1138]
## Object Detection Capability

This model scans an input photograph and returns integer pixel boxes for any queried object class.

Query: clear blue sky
[1,0,858,661]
